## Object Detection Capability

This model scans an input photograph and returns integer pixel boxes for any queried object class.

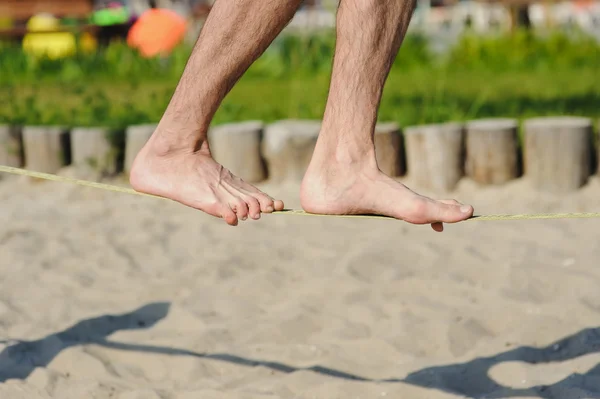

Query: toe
[431,222,444,232]
[230,197,249,221]
[273,199,285,211]
[220,206,238,226]
[430,200,464,232]
[407,198,472,224]
[439,199,461,206]
[244,195,262,219]
[429,199,473,223]
[251,192,275,213]
[238,182,283,212]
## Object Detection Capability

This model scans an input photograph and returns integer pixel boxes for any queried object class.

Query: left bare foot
[130,133,284,226]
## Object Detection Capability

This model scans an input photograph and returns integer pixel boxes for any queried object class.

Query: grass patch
[1,29,599,129]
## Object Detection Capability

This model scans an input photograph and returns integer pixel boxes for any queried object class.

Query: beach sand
[1,170,600,399]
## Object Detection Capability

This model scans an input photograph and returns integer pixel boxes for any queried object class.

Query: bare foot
[300,157,474,232]
[129,135,284,226]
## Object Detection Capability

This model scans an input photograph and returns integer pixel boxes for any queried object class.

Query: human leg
[301,0,474,231]
[130,0,304,226]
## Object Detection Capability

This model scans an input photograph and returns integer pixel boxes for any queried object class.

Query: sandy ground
[1,169,600,399]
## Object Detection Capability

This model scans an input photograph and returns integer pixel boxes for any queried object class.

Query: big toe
[256,195,284,213]
[273,199,285,211]
[432,200,473,223]
[253,193,276,213]
[411,198,473,223]
[246,189,284,213]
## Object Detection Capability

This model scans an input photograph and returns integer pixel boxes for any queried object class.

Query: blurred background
[0,0,599,132]
[3,3,600,398]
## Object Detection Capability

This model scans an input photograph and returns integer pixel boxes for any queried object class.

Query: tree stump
[375,122,404,177]
[71,127,123,175]
[465,118,519,185]
[0,125,23,168]
[524,116,593,193]
[22,126,70,173]
[404,122,465,192]
[124,124,156,174]
[596,119,600,175]
[208,121,266,183]
[262,120,320,183]
[597,118,600,176]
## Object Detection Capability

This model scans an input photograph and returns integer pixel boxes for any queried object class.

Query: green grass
[1,29,599,129]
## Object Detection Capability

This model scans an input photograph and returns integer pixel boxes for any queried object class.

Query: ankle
[147,125,209,157]
[313,137,378,171]
[334,147,378,170]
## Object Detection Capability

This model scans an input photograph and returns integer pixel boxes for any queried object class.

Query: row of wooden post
[0,116,598,194]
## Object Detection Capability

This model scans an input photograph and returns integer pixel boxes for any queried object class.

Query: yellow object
[79,32,98,54]
[0,17,13,30]
[1,165,600,222]
[22,14,77,60]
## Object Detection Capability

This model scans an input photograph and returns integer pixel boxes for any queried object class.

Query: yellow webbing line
[2,165,599,221]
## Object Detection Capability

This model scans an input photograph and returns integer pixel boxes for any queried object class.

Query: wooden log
[403,122,465,192]
[597,119,600,176]
[465,118,519,185]
[524,116,593,193]
[124,124,156,174]
[374,122,404,177]
[22,126,70,173]
[208,121,266,183]
[262,120,320,183]
[71,127,123,175]
[0,125,23,168]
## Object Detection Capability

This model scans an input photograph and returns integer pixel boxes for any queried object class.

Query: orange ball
[127,9,188,58]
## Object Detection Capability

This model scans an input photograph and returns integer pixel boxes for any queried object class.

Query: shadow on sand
[2,303,600,398]
[0,302,170,382]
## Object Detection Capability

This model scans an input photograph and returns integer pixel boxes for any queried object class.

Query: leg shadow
[401,327,600,398]
[0,302,170,382]
[97,326,600,398]
[4,305,600,399]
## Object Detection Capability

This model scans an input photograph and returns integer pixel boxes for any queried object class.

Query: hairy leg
[301,0,474,232]
[130,0,303,226]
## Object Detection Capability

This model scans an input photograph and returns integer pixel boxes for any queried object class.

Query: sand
[1,169,600,399]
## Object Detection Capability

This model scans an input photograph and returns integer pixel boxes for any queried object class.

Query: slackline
[2,165,599,222]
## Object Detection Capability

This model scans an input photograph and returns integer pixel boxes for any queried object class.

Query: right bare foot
[300,152,474,232]
[129,134,284,226]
